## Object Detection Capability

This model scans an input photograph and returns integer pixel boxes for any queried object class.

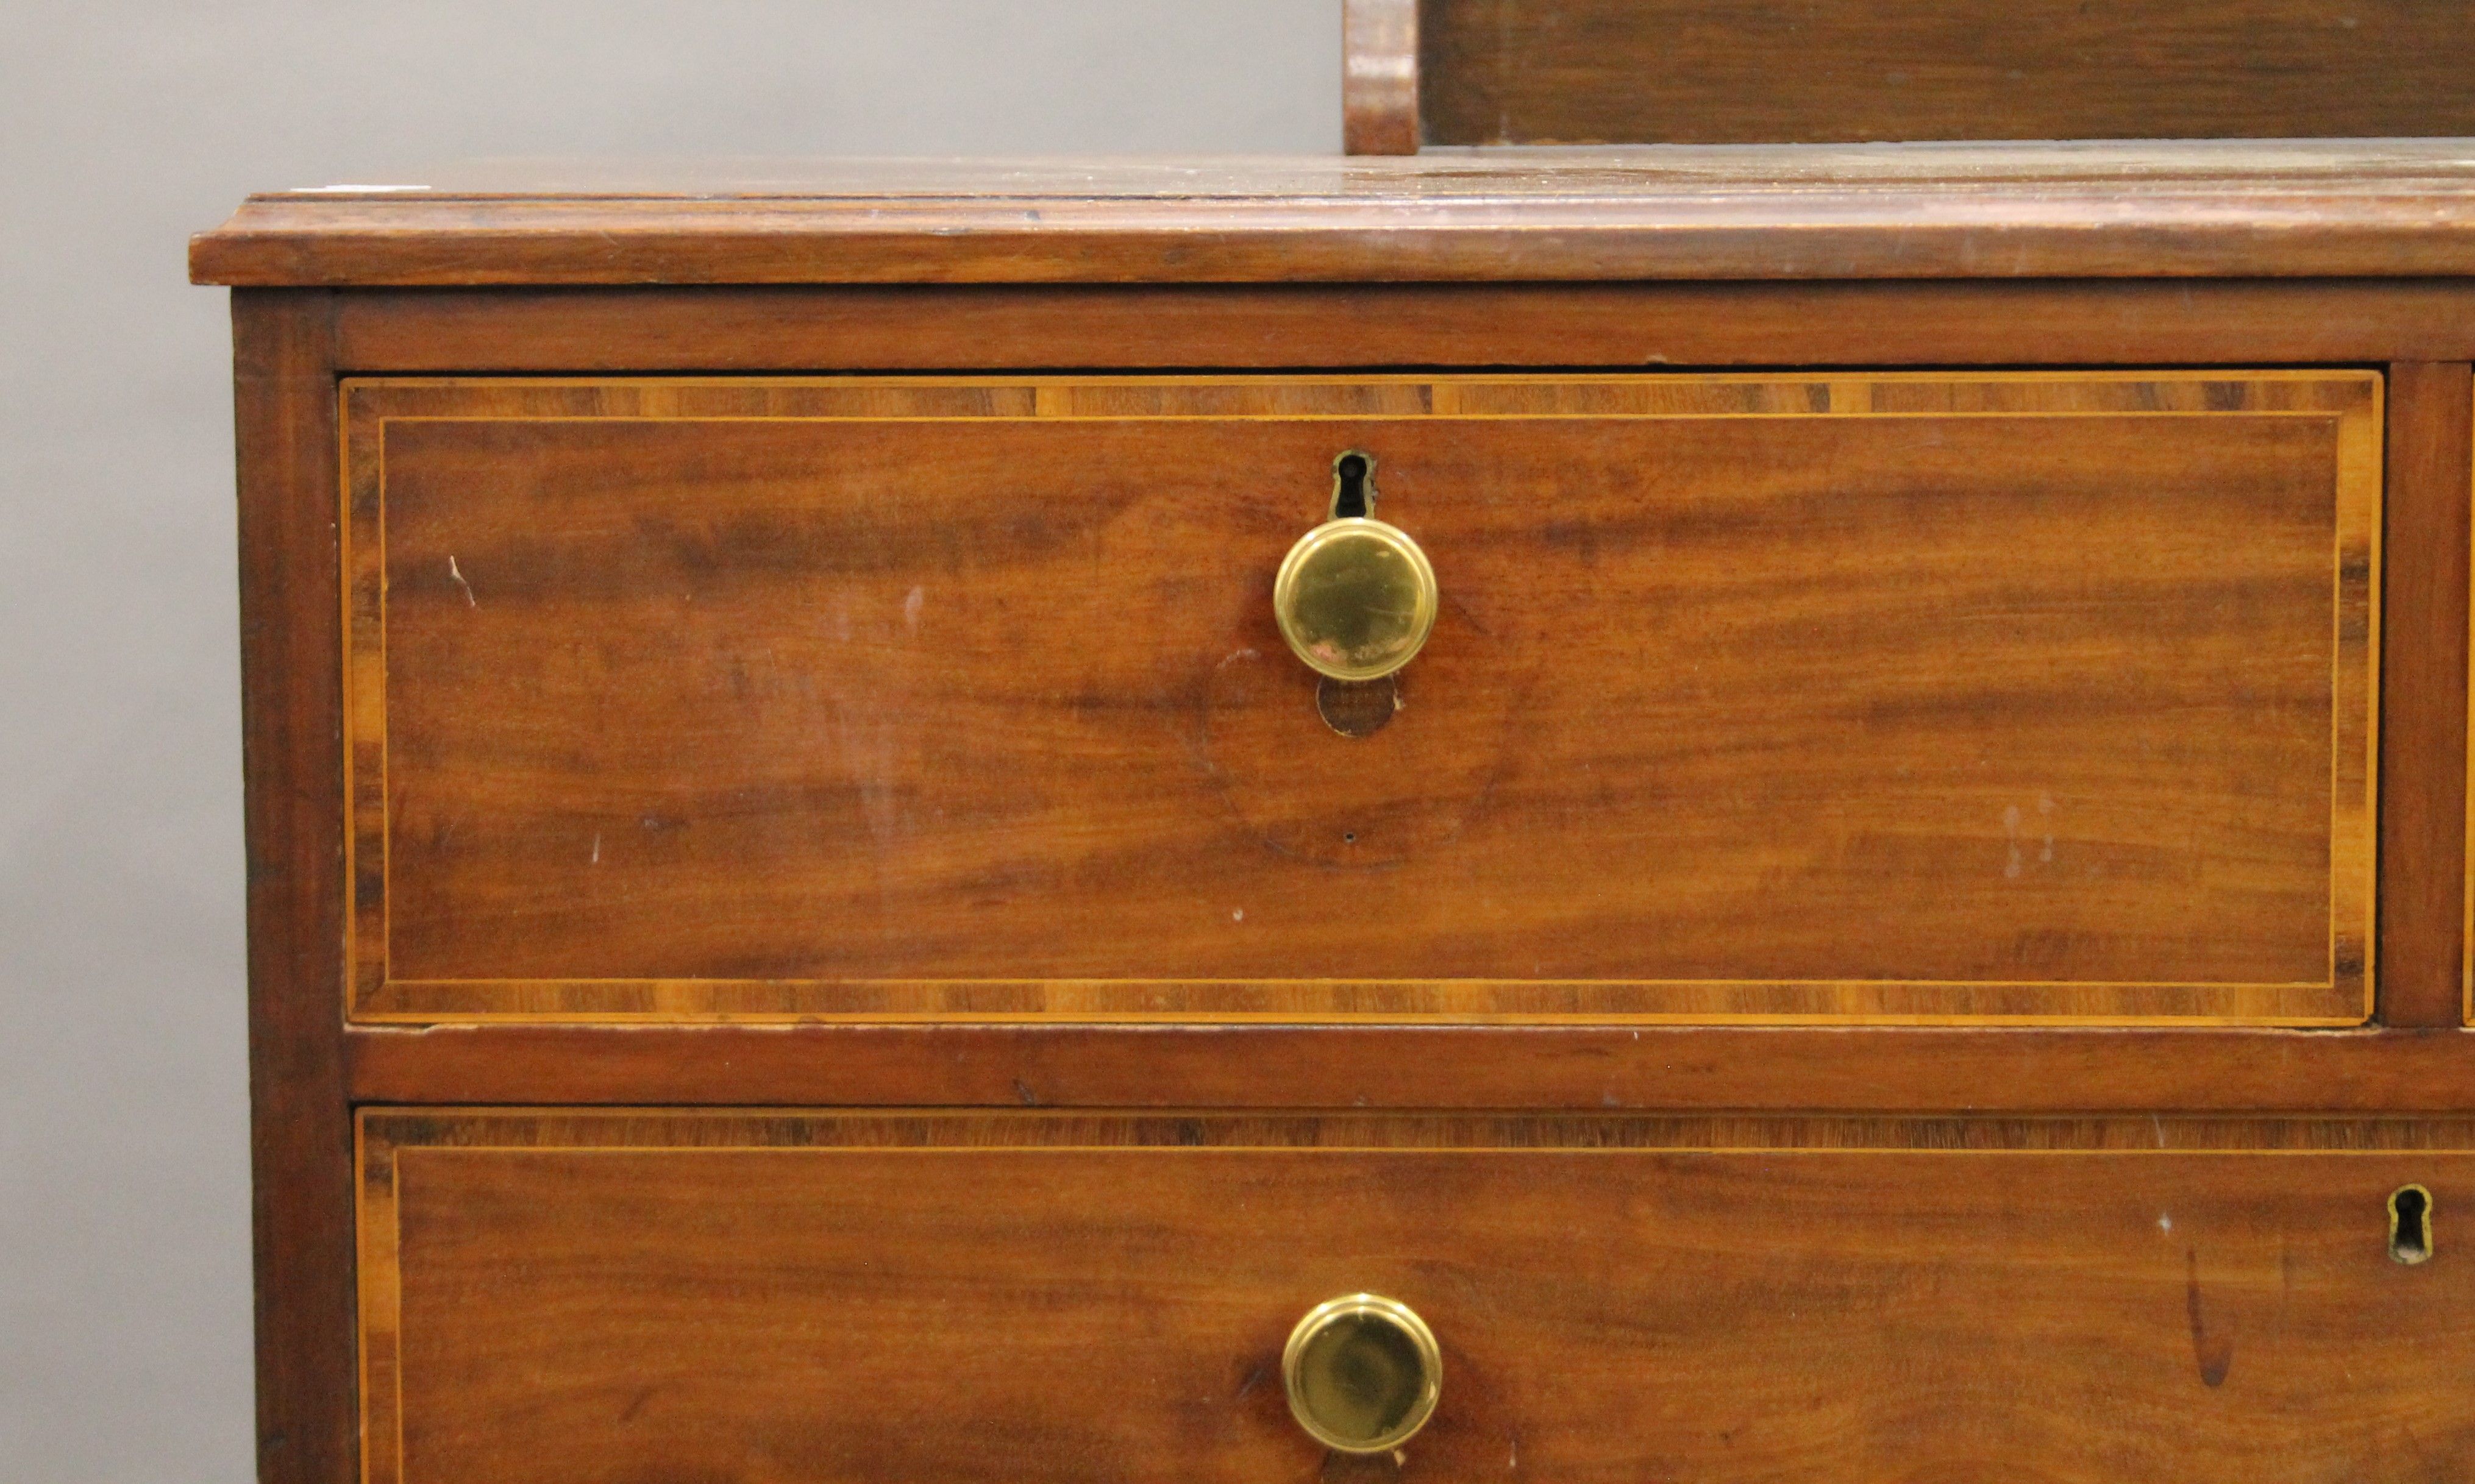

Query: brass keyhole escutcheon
[1281,1293,1442,1455]
[1273,452,1438,684]
[2391,1184,2434,1265]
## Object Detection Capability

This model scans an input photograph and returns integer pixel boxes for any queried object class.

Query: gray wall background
[0,6,1336,1478]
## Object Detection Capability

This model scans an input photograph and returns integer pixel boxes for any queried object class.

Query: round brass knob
[1272,519,1438,683]
[1281,1293,1442,1454]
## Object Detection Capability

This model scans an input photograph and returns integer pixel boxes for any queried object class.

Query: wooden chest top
[190,141,2475,285]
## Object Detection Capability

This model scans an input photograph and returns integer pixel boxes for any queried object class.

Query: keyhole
[2390,1184,2434,1265]
[1331,451,1373,519]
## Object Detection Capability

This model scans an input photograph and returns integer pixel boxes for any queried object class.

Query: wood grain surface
[1343,0,1419,155]
[232,291,358,1484]
[341,1023,2475,1113]
[1421,0,2475,145]
[187,142,2475,286]
[2377,364,2473,1028]
[359,1110,2475,1484]
[343,372,2379,1025]
[319,280,2475,371]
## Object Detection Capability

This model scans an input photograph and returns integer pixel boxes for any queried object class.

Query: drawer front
[344,372,2378,1024]
[361,1111,2473,1483]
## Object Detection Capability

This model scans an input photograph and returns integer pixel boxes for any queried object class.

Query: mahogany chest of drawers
[194,140,2475,1480]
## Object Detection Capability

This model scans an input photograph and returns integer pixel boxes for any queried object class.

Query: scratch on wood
[2185,1249,2234,1387]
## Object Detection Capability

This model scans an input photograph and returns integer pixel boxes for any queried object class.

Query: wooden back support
[1344,0,2475,154]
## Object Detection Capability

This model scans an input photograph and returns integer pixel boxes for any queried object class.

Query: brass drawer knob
[1273,452,1437,683]
[1281,1293,1442,1454]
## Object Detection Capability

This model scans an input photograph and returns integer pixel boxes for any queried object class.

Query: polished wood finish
[346,372,2377,1025]
[1420,0,2475,146]
[2380,364,2474,1028]
[323,281,2475,372]
[232,290,357,1484]
[360,1110,2475,1483]
[187,143,2475,286]
[1342,0,1419,155]
[202,141,2475,1484]
[344,1023,2475,1113]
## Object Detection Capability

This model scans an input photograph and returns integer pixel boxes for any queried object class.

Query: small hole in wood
[1342,831,1357,844]
[2390,1184,2434,1265]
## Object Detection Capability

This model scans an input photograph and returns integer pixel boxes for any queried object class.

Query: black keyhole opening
[1332,452,1372,519]
[2390,1184,2434,1265]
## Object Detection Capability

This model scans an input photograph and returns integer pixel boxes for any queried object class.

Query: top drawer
[342,372,2377,1025]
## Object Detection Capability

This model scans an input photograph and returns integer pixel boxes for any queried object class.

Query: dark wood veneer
[2380,363,2474,1028]
[190,144,2475,286]
[346,372,2377,1026]
[344,1023,2475,1112]
[232,290,355,1484]
[359,1110,2475,1483]
[320,282,2475,372]
[205,148,2475,1483]
[1344,0,1419,155]
[1416,0,2475,146]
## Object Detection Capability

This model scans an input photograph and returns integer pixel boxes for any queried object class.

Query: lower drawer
[360,1112,2473,1482]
